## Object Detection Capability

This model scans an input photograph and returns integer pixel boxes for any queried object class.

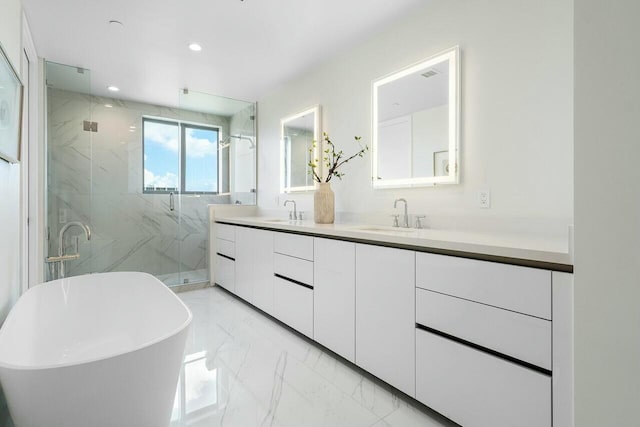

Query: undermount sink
[261,218,290,223]
[356,226,417,233]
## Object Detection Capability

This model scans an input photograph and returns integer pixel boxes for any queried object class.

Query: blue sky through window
[185,127,218,192]
[144,120,180,191]
[143,119,219,192]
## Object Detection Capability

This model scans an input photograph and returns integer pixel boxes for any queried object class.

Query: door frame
[21,13,43,290]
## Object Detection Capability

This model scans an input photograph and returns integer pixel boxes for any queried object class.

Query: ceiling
[378,61,449,122]
[23,0,426,108]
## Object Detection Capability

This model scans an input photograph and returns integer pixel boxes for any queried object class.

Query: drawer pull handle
[217,253,235,261]
[274,273,313,290]
[415,323,551,377]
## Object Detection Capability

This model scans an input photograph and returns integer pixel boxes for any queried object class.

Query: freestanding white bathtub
[0,272,192,427]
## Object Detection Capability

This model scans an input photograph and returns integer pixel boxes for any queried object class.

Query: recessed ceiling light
[104,104,113,108]
[129,129,135,133]
[129,126,136,130]
[108,86,120,92]
[188,43,202,52]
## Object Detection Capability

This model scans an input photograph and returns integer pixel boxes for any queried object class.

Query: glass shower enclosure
[45,62,256,286]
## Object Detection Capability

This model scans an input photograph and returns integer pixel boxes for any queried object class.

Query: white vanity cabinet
[313,238,356,362]
[273,234,314,338]
[415,252,553,427]
[235,227,275,314]
[355,244,416,397]
[212,220,572,427]
[213,224,236,292]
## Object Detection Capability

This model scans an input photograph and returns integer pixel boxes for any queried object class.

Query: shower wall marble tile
[47,89,244,281]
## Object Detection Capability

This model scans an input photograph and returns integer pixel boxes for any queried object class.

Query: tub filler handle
[46,254,81,263]
[46,254,81,280]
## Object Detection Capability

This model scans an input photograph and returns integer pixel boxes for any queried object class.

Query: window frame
[142,117,221,195]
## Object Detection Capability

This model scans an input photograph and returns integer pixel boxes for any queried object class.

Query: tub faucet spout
[57,221,91,278]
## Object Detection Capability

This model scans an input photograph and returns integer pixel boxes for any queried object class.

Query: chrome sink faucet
[393,198,409,228]
[284,200,297,220]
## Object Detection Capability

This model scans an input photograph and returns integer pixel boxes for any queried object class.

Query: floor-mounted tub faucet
[56,221,91,278]
[394,198,409,228]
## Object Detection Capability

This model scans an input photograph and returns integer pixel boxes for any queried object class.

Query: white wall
[0,0,23,322]
[257,0,573,232]
[574,1,640,425]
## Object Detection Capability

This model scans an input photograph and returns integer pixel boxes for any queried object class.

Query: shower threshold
[156,269,209,288]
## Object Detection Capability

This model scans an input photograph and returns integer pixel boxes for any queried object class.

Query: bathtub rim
[0,271,193,371]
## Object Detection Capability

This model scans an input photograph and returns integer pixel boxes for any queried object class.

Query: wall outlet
[478,189,491,208]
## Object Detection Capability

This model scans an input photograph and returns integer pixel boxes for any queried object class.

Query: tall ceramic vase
[314,182,335,224]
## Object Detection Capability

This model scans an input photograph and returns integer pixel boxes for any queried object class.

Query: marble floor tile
[173,287,459,427]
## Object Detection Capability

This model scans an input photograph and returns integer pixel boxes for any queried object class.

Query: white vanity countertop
[214,216,572,271]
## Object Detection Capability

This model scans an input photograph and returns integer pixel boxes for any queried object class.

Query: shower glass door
[45,62,97,280]
[45,62,256,286]
[45,61,183,284]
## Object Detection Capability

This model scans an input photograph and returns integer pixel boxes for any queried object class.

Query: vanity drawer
[416,252,551,319]
[216,238,235,259]
[416,328,551,427]
[274,233,313,261]
[273,276,314,338]
[215,223,235,242]
[215,254,235,293]
[274,253,313,286]
[416,288,551,370]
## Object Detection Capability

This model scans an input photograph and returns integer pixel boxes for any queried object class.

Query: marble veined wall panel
[47,89,234,280]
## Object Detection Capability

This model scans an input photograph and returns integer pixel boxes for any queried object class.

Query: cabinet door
[251,229,275,315]
[416,252,551,319]
[416,328,551,427]
[215,255,235,293]
[355,244,415,396]
[235,227,254,302]
[235,227,274,313]
[273,276,314,337]
[314,238,355,362]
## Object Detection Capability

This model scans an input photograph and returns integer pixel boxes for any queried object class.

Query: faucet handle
[297,211,304,221]
[415,215,426,229]
[390,214,400,227]
[289,211,294,220]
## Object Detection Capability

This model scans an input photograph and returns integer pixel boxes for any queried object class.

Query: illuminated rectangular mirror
[372,46,460,188]
[280,105,321,192]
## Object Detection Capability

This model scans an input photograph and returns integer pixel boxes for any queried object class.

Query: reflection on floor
[157,269,209,287]
[173,287,458,427]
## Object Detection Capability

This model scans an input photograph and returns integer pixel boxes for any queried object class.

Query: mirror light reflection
[372,46,460,188]
[281,105,321,193]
